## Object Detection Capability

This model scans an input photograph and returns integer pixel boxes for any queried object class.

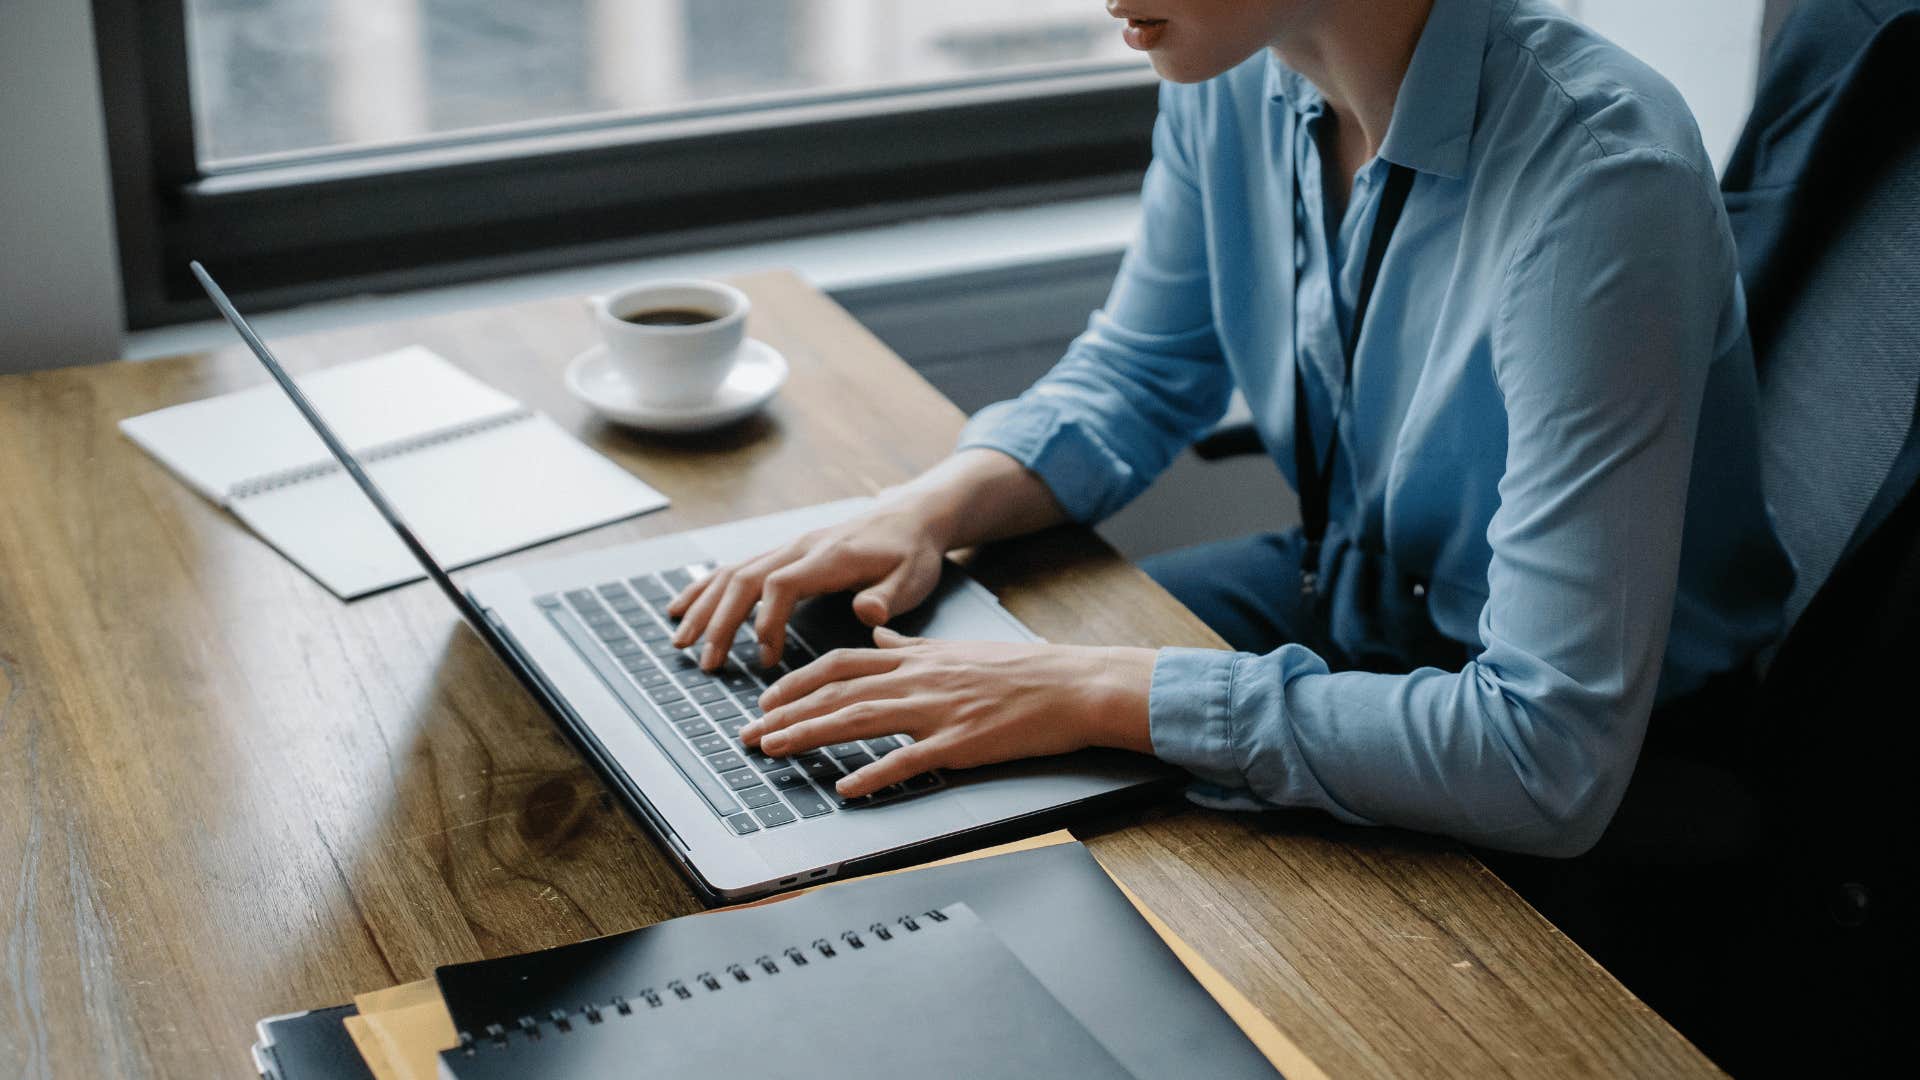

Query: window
[99,0,1157,328]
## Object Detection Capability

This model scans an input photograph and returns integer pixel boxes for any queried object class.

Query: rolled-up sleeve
[1148,150,1728,858]
[957,86,1233,524]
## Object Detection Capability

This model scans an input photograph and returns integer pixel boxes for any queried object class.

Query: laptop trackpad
[786,562,1025,654]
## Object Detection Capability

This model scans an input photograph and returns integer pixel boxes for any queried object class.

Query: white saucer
[566,338,788,434]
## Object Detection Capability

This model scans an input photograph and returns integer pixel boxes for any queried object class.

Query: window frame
[94,0,1158,330]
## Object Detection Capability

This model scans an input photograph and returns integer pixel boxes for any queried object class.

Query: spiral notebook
[437,903,1131,1079]
[430,840,1282,1079]
[121,346,667,599]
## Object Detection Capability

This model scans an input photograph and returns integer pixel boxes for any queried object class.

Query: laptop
[192,263,1175,902]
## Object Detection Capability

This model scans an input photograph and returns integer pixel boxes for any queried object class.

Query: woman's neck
[1270,0,1435,164]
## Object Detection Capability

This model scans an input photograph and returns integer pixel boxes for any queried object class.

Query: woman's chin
[1147,51,1232,84]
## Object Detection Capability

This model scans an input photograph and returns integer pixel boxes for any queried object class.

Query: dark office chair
[1708,1,1920,1071]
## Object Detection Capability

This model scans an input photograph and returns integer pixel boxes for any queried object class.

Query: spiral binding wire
[225,408,535,501]
[453,908,952,1056]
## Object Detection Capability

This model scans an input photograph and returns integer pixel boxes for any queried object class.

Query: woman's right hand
[666,500,952,670]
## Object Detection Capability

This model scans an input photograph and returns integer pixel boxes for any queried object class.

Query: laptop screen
[189,261,501,642]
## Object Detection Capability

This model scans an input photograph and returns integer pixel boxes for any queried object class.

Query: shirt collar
[1265,0,1489,180]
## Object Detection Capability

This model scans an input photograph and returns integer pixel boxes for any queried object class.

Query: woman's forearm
[888,448,1071,552]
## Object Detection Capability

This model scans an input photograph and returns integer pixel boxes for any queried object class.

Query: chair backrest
[1754,131,1920,637]
[1733,3,1920,889]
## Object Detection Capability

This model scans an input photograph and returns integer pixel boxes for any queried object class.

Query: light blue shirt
[957,0,1791,856]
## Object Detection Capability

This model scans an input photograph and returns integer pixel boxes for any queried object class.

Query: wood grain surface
[0,271,1719,1077]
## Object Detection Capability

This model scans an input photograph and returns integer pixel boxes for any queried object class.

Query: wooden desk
[0,272,1717,1077]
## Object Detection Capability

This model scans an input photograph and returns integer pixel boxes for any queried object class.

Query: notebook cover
[437,903,1134,1080]
[435,842,1280,1078]
[123,344,668,599]
[121,346,520,505]
[253,1004,375,1080]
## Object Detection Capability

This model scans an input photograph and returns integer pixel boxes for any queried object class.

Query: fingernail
[762,735,785,754]
[758,643,775,668]
[701,642,719,668]
[740,722,760,741]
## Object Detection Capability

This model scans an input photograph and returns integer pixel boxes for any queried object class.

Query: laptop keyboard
[536,563,942,834]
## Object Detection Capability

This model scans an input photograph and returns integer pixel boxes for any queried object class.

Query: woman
[668,0,1789,858]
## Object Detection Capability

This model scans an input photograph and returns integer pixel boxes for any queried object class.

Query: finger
[751,549,881,666]
[851,559,921,627]
[836,740,941,799]
[696,563,780,669]
[672,544,797,650]
[670,565,736,648]
[758,699,909,758]
[871,626,925,649]
[749,648,903,724]
[665,570,716,618]
[747,672,909,746]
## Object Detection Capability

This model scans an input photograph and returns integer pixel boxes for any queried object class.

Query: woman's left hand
[740,627,1157,799]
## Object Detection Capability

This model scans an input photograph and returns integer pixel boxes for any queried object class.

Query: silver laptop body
[193,263,1173,903]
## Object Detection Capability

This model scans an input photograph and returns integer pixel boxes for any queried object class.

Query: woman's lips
[1122,17,1166,50]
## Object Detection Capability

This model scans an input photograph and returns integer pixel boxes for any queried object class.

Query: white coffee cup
[588,279,750,407]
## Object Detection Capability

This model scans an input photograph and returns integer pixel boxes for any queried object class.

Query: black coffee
[621,307,719,326]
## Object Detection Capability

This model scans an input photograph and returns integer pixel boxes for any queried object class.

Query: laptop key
[737,784,780,809]
[563,589,598,611]
[676,671,714,689]
[713,717,747,738]
[690,733,730,756]
[647,638,683,656]
[725,813,759,835]
[783,787,833,818]
[608,638,642,658]
[747,750,787,773]
[902,773,942,792]
[718,669,759,695]
[765,767,809,791]
[706,750,746,773]
[825,742,865,760]
[753,803,798,828]
[645,684,684,706]
[796,754,842,785]
[632,667,670,687]
[629,575,671,602]
[864,736,902,755]
[662,701,701,722]
[834,751,875,772]
[688,684,726,705]
[719,768,762,792]
[675,719,713,738]
[660,567,695,591]
[828,789,871,809]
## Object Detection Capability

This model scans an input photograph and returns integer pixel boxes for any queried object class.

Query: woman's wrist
[1080,645,1158,755]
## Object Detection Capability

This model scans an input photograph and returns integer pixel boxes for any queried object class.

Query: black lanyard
[1293,162,1415,600]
